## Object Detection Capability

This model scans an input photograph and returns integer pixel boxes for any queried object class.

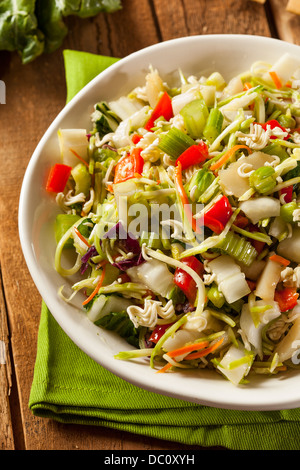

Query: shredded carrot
[69,148,89,167]
[183,337,224,360]
[269,254,290,267]
[210,145,251,172]
[243,82,253,91]
[275,365,287,372]
[269,71,282,90]
[167,340,209,358]
[107,184,114,193]
[134,172,142,178]
[243,81,255,108]
[174,162,201,234]
[82,265,106,306]
[95,259,109,270]
[73,226,91,248]
[156,362,173,373]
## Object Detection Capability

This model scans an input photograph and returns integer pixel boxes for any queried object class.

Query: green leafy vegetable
[0,0,122,63]
[0,0,44,64]
[95,311,140,348]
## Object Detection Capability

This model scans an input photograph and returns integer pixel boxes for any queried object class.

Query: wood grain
[0,268,14,449]
[269,0,300,45]
[0,0,294,450]
[153,0,271,39]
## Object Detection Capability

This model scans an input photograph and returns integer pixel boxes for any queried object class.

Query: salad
[48,53,300,385]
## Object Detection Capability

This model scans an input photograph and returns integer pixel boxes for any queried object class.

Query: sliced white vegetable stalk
[144,246,206,316]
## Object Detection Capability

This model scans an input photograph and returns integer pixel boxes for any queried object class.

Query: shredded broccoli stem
[54,216,88,276]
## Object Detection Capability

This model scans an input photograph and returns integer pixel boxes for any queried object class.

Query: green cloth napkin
[29,49,300,450]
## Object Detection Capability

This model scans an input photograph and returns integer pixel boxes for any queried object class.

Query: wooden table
[1,0,300,451]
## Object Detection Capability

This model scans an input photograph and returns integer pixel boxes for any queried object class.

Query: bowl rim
[18,34,300,411]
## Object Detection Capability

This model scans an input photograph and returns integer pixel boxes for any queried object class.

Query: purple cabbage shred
[104,222,144,271]
[80,246,98,274]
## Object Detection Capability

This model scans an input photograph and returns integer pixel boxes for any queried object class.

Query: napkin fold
[28,49,300,450]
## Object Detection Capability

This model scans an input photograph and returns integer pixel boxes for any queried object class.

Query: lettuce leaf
[0,0,122,63]
[0,0,44,64]
[35,0,68,54]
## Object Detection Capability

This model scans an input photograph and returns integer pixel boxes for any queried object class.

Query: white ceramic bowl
[19,35,300,410]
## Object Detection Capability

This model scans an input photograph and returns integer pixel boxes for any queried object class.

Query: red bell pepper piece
[144,91,174,131]
[274,287,299,312]
[280,185,293,203]
[203,195,233,234]
[46,163,72,193]
[113,148,144,184]
[257,119,290,140]
[148,323,174,344]
[131,133,142,144]
[174,256,204,304]
[175,141,209,170]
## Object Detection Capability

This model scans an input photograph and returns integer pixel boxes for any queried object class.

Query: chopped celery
[158,128,195,160]
[216,230,258,266]
[277,113,296,129]
[203,108,224,144]
[280,201,298,223]
[55,213,80,248]
[71,163,91,196]
[207,284,225,309]
[198,177,220,204]
[249,166,276,195]
[170,242,184,260]
[180,98,209,139]
[187,168,215,202]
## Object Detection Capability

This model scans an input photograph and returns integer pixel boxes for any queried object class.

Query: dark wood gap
[147,0,163,43]
[264,0,280,39]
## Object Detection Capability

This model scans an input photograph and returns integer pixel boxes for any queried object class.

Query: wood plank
[63,0,160,58]
[269,0,300,45]
[153,0,271,39]
[0,268,14,449]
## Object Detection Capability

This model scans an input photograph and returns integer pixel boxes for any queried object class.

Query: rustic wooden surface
[0,0,300,451]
